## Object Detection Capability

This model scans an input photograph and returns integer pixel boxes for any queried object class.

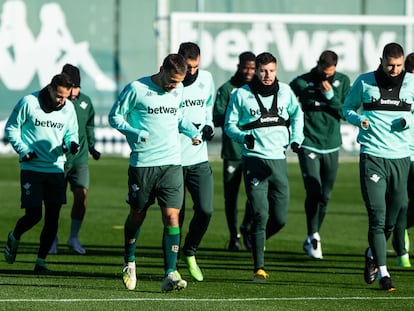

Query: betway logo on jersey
[380,99,400,106]
[34,118,64,130]
[147,106,178,115]
[182,99,205,108]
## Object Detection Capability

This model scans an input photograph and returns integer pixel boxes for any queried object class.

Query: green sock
[124,216,140,263]
[163,226,180,275]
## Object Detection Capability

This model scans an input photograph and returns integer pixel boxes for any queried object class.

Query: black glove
[291,142,301,153]
[22,151,38,162]
[201,125,214,141]
[89,147,101,160]
[244,134,255,149]
[70,142,80,155]
[62,140,68,153]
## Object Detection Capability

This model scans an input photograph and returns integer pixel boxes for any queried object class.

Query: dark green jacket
[213,80,243,160]
[289,71,350,151]
[66,93,96,167]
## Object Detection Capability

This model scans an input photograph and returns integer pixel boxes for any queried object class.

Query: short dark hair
[405,52,414,73]
[162,53,188,76]
[50,73,73,90]
[178,42,200,60]
[62,64,81,87]
[255,52,277,67]
[317,50,338,68]
[382,42,404,59]
[239,51,256,65]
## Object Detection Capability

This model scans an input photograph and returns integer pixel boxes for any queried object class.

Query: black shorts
[20,170,66,208]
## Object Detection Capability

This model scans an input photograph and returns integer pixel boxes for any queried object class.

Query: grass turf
[0,156,414,310]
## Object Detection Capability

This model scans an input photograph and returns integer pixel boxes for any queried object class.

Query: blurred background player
[177,42,215,281]
[391,52,414,267]
[213,51,256,251]
[289,50,350,259]
[49,64,101,255]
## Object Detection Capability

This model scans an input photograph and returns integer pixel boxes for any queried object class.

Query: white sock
[378,265,390,279]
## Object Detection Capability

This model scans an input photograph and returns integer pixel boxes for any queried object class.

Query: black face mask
[249,75,279,97]
[39,87,65,113]
[374,64,405,90]
[182,70,198,87]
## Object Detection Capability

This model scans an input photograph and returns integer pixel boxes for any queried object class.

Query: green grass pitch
[0,156,414,310]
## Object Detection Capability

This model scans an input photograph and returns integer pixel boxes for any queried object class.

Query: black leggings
[13,203,62,260]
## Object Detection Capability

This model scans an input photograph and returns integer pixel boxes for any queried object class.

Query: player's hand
[192,137,201,145]
[70,142,80,155]
[361,119,369,129]
[320,80,332,92]
[244,134,255,149]
[21,151,38,162]
[89,147,101,160]
[201,125,215,141]
[291,142,302,153]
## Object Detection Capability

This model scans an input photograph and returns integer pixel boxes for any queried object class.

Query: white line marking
[1,297,414,303]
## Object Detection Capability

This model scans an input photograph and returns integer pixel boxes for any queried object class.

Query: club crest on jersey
[80,101,88,109]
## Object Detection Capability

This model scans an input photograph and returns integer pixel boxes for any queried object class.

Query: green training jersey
[65,92,96,167]
[290,71,350,153]
[213,80,243,160]
[225,82,304,160]
[108,76,199,167]
[180,69,215,166]
[5,91,79,173]
[343,71,414,159]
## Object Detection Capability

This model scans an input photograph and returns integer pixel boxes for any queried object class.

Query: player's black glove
[244,134,255,149]
[89,146,101,160]
[21,151,38,162]
[291,142,301,153]
[201,125,214,141]
[69,142,80,155]
[62,140,68,153]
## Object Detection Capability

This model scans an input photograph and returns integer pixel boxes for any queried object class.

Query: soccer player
[343,42,414,291]
[391,52,414,267]
[213,51,256,252]
[4,73,79,273]
[108,53,201,292]
[49,64,101,255]
[289,50,350,259]
[225,52,304,282]
[177,42,215,281]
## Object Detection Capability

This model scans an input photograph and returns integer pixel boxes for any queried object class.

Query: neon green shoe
[173,270,182,281]
[184,255,203,281]
[397,254,411,268]
[404,230,410,253]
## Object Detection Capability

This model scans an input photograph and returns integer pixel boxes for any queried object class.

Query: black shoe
[240,226,252,251]
[379,276,396,291]
[34,264,52,274]
[228,235,240,251]
[364,247,378,284]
